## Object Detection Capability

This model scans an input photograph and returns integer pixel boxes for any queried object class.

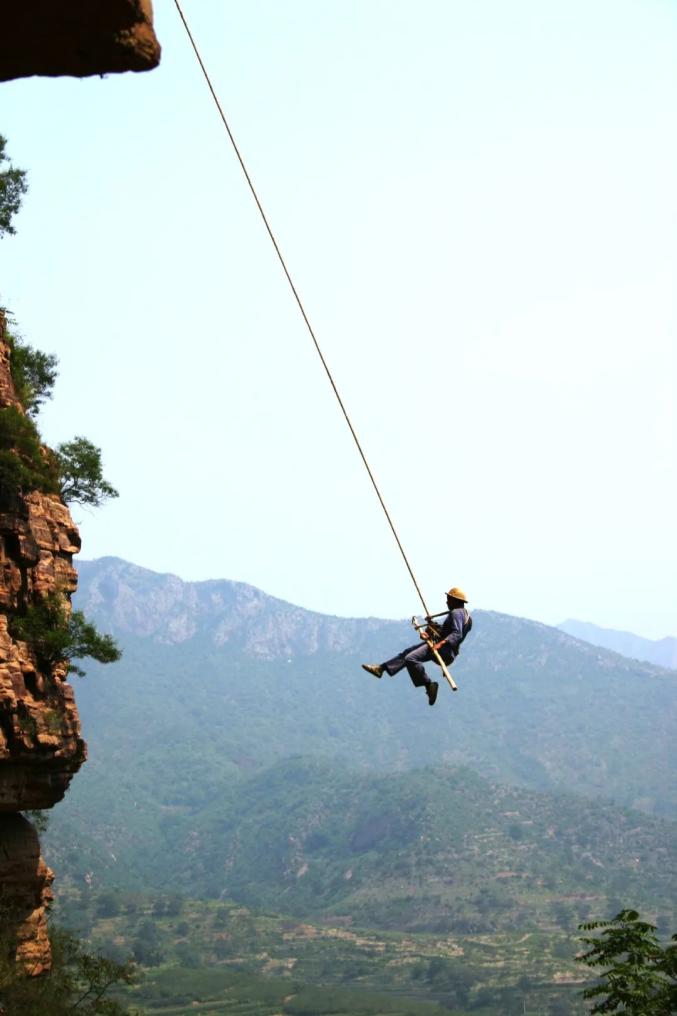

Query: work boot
[426,681,439,706]
[361,663,384,679]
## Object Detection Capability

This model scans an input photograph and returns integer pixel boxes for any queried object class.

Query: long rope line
[173,0,431,618]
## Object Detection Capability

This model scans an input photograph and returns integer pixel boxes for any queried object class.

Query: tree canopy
[56,436,119,507]
[0,135,27,237]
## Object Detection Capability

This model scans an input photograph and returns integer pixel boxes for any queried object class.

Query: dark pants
[382,641,454,688]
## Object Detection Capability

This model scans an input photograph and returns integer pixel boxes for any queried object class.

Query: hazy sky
[1,1,675,637]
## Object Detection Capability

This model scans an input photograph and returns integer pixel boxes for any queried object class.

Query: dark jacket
[437,607,472,657]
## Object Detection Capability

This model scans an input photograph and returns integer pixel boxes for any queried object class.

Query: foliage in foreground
[11,593,121,677]
[578,909,677,1014]
[0,926,138,1015]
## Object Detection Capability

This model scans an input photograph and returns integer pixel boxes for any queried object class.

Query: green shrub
[25,811,49,834]
[2,324,118,505]
[7,329,58,416]
[10,592,121,677]
[0,405,59,499]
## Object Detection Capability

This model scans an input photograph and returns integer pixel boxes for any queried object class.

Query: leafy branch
[6,325,58,417]
[578,909,677,1014]
[10,592,121,677]
[0,923,138,1015]
[0,134,27,238]
[56,437,119,508]
[1,330,117,507]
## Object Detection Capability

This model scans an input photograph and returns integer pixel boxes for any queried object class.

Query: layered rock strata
[0,814,54,975]
[0,313,86,972]
[0,0,160,81]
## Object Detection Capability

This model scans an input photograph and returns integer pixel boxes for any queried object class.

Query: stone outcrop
[0,342,22,413]
[0,814,54,975]
[0,342,86,809]
[0,312,86,973]
[0,0,160,82]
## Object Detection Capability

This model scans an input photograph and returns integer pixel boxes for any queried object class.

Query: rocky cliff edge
[0,312,86,972]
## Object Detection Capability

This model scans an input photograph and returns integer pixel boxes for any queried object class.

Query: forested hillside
[47,757,677,935]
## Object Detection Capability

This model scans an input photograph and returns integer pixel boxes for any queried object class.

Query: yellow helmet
[446,586,468,603]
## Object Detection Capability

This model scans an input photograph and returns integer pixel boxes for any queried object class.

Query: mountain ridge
[76,557,676,674]
[558,618,677,670]
[64,557,677,821]
[75,556,408,657]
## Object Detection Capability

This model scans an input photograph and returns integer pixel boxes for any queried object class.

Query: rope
[173,0,432,619]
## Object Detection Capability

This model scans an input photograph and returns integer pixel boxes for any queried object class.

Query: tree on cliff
[577,909,677,1013]
[0,405,60,500]
[6,321,58,417]
[0,134,27,237]
[11,592,121,677]
[2,329,118,507]
[56,436,119,507]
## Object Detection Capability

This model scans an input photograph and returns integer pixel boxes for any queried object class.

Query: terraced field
[60,894,587,1015]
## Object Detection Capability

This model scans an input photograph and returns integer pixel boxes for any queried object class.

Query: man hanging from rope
[362,587,472,706]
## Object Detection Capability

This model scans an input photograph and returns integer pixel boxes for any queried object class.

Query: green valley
[47,759,677,934]
[56,889,587,1015]
[37,558,677,1015]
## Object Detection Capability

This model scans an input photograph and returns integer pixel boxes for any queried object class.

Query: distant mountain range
[558,619,677,670]
[60,557,676,813]
[62,560,670,812]
[73,556,406,658]
[39,556,677,935]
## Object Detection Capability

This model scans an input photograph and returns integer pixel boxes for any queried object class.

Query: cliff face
[0,491,86,812]
[0,314,86,972]
[0,814,54,975]
[0,0,160,81]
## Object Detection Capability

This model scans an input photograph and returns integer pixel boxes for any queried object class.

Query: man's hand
[420,628,445,652]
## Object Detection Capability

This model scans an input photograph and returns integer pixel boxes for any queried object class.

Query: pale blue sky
[1,0,675,637]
